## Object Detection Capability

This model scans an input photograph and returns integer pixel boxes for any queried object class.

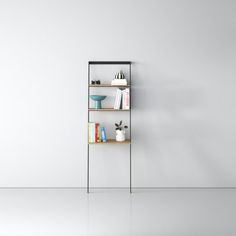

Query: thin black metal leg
[130,143,132,193]
[87,63,90,193]
[87,144,90,193]
[129,63,132,194]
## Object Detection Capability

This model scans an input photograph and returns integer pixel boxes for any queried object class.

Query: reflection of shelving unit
[89,84,130,88]
[88,108,130,112]
[87,61,132,193]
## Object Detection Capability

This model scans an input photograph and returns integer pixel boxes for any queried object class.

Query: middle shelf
[89,108,130,112]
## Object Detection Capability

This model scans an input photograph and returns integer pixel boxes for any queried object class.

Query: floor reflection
[0,189,236,236]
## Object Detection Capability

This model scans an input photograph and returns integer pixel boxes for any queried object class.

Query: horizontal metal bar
[89,61,131,65]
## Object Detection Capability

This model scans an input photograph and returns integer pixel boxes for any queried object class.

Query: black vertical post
[129,63,132,193]
[87,62,90,193]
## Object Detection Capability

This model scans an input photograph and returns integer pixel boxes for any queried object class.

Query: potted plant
[115,120,128,142]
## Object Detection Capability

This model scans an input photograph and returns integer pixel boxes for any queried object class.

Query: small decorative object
[90,95,107,109]
[91,80,101,85]
[115,70,125,79]
[111,70,128,86]
[115,120,128,142]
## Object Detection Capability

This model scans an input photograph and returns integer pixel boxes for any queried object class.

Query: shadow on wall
[131,62,228,184]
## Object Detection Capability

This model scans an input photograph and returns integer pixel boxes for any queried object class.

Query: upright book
[122,88,129,110]
[114,89,122,109]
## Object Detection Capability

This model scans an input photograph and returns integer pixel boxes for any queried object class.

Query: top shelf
[89,84,130,88]
[89,61,131,65]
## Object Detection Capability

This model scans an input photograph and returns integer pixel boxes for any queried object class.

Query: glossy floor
[0,189,235,236]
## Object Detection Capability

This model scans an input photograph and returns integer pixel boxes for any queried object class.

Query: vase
[90,95,107,109]
[116,130,125,142]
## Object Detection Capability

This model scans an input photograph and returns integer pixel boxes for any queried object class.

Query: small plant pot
[116,130,125,142]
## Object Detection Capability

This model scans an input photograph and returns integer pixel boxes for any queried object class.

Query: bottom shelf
[89,139,131,145]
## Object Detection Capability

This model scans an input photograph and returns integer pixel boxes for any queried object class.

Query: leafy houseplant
[115,121,128,142]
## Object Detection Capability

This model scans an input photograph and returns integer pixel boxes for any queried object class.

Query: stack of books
[88,122,107,143]
[111,79,128,86]
[114,88,130,110]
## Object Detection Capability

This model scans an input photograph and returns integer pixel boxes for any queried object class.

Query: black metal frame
[87,61,132,193]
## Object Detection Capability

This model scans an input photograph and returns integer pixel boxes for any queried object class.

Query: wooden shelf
[89,108,130,111]
[89,139,131,144]
[89,84,130,88]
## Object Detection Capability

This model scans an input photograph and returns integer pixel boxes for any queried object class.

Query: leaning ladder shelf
[87,61,132,193]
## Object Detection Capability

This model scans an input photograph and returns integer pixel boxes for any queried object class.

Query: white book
[114,89,122,109]
[90,123,94,143]
[118,89,122,109]
[90,122,96,143]
[111,79,128,86]
[128,89,130,109]
[114,89,119,109]
[89,123,92,143]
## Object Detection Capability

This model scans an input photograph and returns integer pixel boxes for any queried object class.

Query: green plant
[115,120,128,131]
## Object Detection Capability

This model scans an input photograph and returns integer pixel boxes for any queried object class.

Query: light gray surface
[0,189,235,236]
[0,0,236,187]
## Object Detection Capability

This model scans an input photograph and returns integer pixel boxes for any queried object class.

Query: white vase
[116,130,125,142]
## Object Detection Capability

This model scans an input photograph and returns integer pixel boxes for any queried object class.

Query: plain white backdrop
[0,0,235,187]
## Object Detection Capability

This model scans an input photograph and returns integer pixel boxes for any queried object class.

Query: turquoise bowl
[90,95,107,109]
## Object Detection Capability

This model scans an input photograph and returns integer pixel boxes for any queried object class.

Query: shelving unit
[87,61,132,193]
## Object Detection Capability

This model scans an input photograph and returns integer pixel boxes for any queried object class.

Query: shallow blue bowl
[90,95,107,109]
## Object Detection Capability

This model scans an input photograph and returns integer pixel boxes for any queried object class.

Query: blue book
[101,127,107,142]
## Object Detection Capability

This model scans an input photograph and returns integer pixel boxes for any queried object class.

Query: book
[117,89,122,109]
[114,89,122,109]
[88,122,95,143]
[114,89,118,109]
[89,123,92,143]
[122,90,125,109]
[114,89,119,109]
[91,123,95,143]
[88,123,91,143]
[123,88,129,109]
[97,125,102,142]
[95,123,98,143]
[111,79,127,86]
[101,127,107,142]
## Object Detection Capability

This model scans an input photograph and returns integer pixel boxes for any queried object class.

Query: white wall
[0,0,235,187]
